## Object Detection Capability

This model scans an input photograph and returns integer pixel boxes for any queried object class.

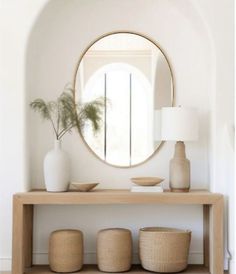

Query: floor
[0,273,230,274]
[0,270,229,274]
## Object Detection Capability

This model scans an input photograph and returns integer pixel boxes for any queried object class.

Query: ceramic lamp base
[170,188,190,193]
[169,141,190,192]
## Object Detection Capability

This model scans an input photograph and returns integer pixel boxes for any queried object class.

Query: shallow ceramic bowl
[131,177,164,186]
[70,182,99,192]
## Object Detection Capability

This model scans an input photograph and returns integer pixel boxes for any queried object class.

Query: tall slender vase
[44,140,70,192]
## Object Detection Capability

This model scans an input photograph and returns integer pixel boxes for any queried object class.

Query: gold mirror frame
[72,31,175,168]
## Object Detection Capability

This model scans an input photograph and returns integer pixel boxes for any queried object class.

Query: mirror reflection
[74,32,173,167]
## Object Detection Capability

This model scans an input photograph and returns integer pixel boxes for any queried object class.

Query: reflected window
[82,63,153,166]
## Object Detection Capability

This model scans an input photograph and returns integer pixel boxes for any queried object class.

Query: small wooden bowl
[131,177,164,186]
[70,182,99,192]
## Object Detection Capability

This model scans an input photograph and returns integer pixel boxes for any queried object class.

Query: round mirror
[73,32,174,167]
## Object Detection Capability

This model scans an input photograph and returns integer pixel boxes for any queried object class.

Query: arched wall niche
[26,0,213,189]
[25,0,216,266]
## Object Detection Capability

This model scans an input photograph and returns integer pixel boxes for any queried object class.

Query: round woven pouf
[49,229,83,273]
[97,228,132,272]
[139,227,191,273]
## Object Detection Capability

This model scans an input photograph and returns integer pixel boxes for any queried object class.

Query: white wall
[0,0,48,269]
[193,1,235,271]
[0,0,234,271]
[27,0,209,265]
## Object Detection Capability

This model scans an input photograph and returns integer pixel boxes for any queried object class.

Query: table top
[14,189,223,205]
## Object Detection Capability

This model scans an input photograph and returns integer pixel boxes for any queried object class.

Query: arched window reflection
[82,63,153,166]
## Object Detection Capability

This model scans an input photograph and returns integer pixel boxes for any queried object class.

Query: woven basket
[139,227,191,273]
[97,228,132,272]
[49,229,83,273]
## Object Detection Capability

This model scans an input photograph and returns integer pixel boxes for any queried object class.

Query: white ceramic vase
[44,140,70,192]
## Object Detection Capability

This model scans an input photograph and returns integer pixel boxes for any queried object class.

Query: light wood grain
[12,200,33,273]
[14,189,222,205]
[131,177,164,186]
[12,197,24,274]
[1,271,229,274]
[24,264,210,274]
[210,196,224,274]
[12,189,224,274]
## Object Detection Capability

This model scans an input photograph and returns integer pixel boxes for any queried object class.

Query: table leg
[24,204,33,267]
[12,196,33,274]
[203,205,210,267]
[209,197,224,274]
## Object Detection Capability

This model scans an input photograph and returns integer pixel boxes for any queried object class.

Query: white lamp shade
[161,107,198,141]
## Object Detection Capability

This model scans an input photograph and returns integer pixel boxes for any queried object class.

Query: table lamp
[161,107,198,192]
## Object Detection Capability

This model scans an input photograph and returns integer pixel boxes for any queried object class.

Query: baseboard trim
[0,258,11,271]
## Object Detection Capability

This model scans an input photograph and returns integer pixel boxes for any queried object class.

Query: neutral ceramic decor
[49,229,83,273]
[44,140,70,192]
[70,182,99,192]
[161,107,198,192]
[73,32,174,168]
[131,177,164,186]
[139,227,191,273]
[97,228,132,272]
[30,86,104,192]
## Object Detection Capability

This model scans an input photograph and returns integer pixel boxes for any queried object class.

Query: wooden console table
[12,189,224,274]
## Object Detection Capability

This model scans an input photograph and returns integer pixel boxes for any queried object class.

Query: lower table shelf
[13,190,224,274]
[25,264,210,274]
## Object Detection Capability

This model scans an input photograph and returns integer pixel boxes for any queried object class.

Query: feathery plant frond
[30,99,52,120]
[30,85,104,140]
[30,99,58,137]
[77,97,104,134]
[58,91,76,128]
